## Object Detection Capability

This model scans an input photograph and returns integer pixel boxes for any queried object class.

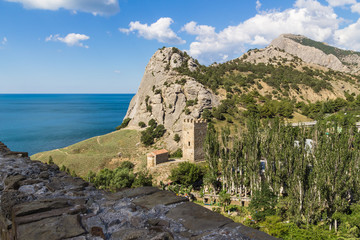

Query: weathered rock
[166,202,233,232]
[16,215,86,240]
[124,47,219,151]
[270,34,359,74]
[1,190,32,219]
[13,198,72,217]
[133,190,188,209]
[107,186,160,200]
[4,175,26,190]
[111,228,148,240]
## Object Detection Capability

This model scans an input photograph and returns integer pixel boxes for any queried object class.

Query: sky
[2,0,360,93]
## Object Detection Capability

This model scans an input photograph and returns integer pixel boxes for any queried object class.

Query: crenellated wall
[0,142,276,240]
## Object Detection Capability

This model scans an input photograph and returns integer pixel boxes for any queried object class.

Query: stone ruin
[182,118,207,163]
[0,142,276,240]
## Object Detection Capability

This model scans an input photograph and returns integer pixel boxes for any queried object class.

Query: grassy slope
[31,129,147,177]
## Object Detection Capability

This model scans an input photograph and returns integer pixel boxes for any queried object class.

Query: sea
[0,94,134,155]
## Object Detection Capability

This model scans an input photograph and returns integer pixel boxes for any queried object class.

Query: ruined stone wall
[0,142,276,240]
[182,119,207,162]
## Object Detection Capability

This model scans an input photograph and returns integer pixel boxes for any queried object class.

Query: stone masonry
[0,142,276,240]
[182,119,207,162]
[147,149,169,168]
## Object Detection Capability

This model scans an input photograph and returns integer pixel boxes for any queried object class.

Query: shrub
[119,161,134,170]
[186,100,195,107]
[170,148,182,158]
[174,134,180,143]
[48,156,54,164]
[153,124,166,138]
[202,109,212,121]
[170,162,202,186]
[132,171,153,187]
[116,118,131,130]
[175,78,186,85]
[140,120,166,146]
[138,121,146,128]
[148,119,157,128]
[146,105,152,113]
[141,131,155,146]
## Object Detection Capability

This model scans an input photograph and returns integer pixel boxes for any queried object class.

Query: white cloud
[334,19,360,50]
[119,17,185,45]
[326,0,356,7]
[46,33,90,48]
[114,70,121,74]
[256,0,262,12]
[5,0,119,16]
[1,37,7,45]
[183,0,340,63]
[351,2,360,13]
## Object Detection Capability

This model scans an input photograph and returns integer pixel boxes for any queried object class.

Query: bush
[146,105,152,113]
[141,131,155,146]
[48,156,54,164]
[89,165,152,191]
[132,171,153,187]
[148,119,157,128]
[154,125,166,138]
[140,120,166,146]
[119,161,134,170]
[116,118,131,130]
[202,109,212,121]
[170,148,182,158]
[174,134,180,143]
[170,162,202,186]
[138,121,146,128]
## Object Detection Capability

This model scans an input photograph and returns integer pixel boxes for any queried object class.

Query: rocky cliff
[124,47,219,150]
[270,34,360,74]
[0,142,276,240]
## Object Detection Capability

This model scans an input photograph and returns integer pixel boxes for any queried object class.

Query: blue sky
[1,0,360,93]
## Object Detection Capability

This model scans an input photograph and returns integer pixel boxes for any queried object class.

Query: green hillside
[31,129,146,177]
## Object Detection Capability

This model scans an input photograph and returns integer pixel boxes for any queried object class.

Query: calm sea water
[0,94,134,155]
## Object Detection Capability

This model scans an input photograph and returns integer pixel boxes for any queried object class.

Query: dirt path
[55,149,68,155]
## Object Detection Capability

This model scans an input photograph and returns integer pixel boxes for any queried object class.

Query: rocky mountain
[124,47,219,150]
[270,34,360,74]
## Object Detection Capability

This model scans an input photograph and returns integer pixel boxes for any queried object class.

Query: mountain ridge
[270,33,360,74]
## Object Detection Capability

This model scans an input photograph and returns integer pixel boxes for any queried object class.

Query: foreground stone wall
[0,142,276,240]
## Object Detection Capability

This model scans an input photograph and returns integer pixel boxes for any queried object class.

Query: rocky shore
[0,142,275,240]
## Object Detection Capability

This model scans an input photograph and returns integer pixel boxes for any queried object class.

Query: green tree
[249,183,277,221]
[170,162,202,186]
[219,190,231,211]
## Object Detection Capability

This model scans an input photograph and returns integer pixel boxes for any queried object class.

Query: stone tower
[182,118,207,162]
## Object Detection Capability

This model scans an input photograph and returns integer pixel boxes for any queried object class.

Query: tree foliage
[170,162,203,187]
